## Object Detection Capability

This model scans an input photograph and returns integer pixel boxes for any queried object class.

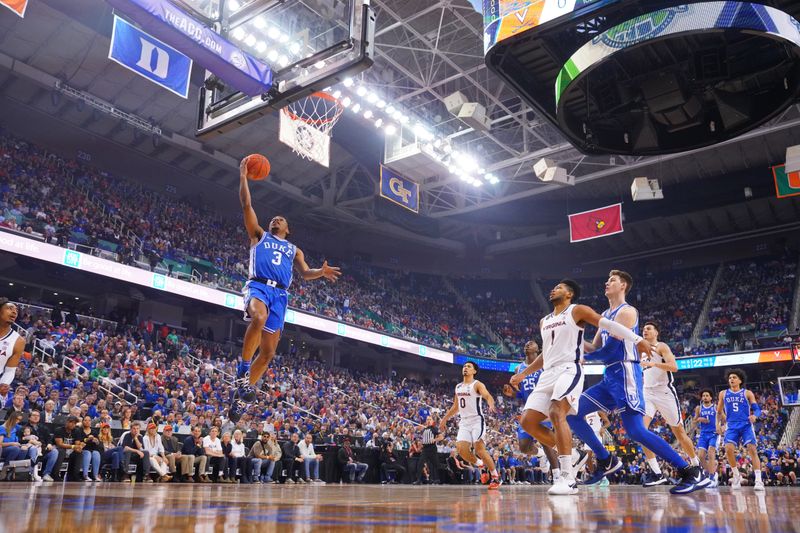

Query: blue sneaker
[670,466,710,495]
[643,472,668,487]
[583,455,622,485]
[235,377,257,403]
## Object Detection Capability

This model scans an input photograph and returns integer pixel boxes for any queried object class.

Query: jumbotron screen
[483,0,613,52]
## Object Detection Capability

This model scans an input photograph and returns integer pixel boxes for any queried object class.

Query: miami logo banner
[568,203,623,243]
[1,0,28,17]
[772,164,800,199]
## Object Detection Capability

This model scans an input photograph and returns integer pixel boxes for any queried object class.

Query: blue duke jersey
[515,364,542,403]
[698,404,716,434]
[249,232,297,288]
[724,389,750,428]
[598,303,640,364]
[243,232,297,334]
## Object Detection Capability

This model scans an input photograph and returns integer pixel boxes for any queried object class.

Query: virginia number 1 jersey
[249,232,297,289]
[540,304,584,370]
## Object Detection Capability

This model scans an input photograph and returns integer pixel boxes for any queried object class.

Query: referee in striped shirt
[415,416,443,484]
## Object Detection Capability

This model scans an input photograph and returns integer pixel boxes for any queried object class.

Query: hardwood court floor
[2,483,798,532]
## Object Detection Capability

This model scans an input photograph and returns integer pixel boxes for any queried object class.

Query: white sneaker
[731,475,742,489]
[754,479,765,491]
[32,467,42,482]
[547,476,578,495]
[42,474,54,482]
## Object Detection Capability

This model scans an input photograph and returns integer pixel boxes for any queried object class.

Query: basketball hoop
[279,92,343,168]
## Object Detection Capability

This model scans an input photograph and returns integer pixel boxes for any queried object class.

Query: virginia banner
[568,203,623,243]
[772,164,800,199]
[380,166,419,213]
[109,15,193,98]
[0,0,28,17]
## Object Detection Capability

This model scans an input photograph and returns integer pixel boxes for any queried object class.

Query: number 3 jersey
[249,232,297,289]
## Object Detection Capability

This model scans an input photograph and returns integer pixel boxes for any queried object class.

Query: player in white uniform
[440,361,501,489]
[640,321,701,486]
[511,280,650,495]
[0,299,23,400]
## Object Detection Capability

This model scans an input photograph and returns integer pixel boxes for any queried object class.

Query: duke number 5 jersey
[249,233,297,289]
[724,389,750,428]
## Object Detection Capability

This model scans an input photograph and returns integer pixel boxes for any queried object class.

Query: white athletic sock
[490,469,498,478]
[647,458,662,475]
[755,470,762,482]
[558,455,572,480]
[690,455,700,467]
[552,468,561,480]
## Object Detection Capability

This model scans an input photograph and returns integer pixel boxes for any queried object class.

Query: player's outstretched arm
[239,159,264,244]
[475,381,496,413]
[641,342,678,372]
[571,304,650,357]
[509,355,543,387]
[293,248,341,282]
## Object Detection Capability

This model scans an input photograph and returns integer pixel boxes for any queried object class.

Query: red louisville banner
[569,203,624,243]
[0,0,28,17]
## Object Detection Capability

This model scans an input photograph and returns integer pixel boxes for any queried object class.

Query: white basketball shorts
[456,416,486,444]
[644,386,683,426]
[524,363,584,417]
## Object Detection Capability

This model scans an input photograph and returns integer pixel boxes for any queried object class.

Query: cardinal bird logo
[591,218,606,233]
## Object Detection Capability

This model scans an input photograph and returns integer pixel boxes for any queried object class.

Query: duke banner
[568,203,624,243]
[380,166,419,213]
[0,0,28,17]
[772,165,800,199]
[109,15,192,98]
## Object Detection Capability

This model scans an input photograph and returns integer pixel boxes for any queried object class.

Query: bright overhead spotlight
[399,115,409,124]
[228,0,241,10]
[341,96,352,107]
[367,92,378,103]
[278,55,290,68]
[374,118,383,128]
[267,26,280,40]
[386,105,395,114]
[356,86,367,97]
[351,103,362,113]
[385,124,397,136]
[433,139,442,148]
[289,42,302,55]
[253,16,266,29]
[279,32,290,43]
[232,27,246,40]
[332,90,342,98]
[343,78,354,87]
[363,110,373,119]
[256,41,267,53]
[267,50,279,62]
[314,60,326,70]
[245,34,257,47]
[377,100,386,109]
[472,180,482,187]
[478,168,486,175]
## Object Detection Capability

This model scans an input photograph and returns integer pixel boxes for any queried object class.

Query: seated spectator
[23,410,53,481]
[77,415,102,482]
[248,432,275,484]
[228,429,249,484]
[44,415,84,482]
[120,423,150,483]
[298,433,323,483]
[219,431,234,483]
[160,425,181,479]
[202,426,225,483]
[0,411,27,465]
[337,438,367,483]
[446,449,475,484]
[142,423,171,482]
[181,425,209,483]
[380,441,406,484]
[98,424,122,481]
[281,433,304,484]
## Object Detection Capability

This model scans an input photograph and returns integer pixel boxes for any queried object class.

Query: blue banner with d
[109,15,192,99]
[380,166,419,213]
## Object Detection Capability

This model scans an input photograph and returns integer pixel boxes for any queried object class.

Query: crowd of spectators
[2,131,799,361]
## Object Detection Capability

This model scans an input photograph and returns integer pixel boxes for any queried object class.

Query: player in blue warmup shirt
[694,388,720,487]
[565,270,708,494]
[229,158,341,422]
[717,368,764,490]
[504,341,559,478]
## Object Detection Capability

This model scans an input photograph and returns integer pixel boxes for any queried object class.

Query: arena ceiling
[1,0,800,257]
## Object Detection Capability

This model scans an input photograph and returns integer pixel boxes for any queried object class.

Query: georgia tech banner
[0,0,29,17]
[380,165,419,213]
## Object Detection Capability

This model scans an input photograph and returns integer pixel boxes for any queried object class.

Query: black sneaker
[643,472,668,487]
[670,465,710,495]
[572,449,589,473]
[228,397,247,423]
[235,377,257,403]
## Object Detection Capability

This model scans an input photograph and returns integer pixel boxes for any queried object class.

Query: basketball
[246,154,271,181]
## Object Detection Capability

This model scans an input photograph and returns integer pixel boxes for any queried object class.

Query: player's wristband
[598,317,643,344]
[0,366,16,386]
[750,403,761,417]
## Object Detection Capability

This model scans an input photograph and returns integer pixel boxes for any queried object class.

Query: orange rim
[283,91,343,126]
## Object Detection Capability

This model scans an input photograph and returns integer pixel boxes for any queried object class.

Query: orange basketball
[245,154,271,181]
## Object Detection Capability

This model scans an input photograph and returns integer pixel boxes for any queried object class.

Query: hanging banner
[772,164,800,199]
[0,0,28,17]
[568,203,623,243]
[109,15,193,98]
[380,166,419,213]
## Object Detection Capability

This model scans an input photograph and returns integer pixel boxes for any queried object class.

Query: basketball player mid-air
[565,270,709,495]
[639,321,703,487]
[0,299,23,398]
[694,388,720,487]
[229,158,341,422]
[503,340,559,479]
[717,368,764,491]
[510,279,650,495]
[440,361,502,490]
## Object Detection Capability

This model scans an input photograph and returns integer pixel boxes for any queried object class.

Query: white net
[279,92,343,168]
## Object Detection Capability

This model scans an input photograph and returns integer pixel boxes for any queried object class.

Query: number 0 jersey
[455,380,484,422]
[249,232,297,289]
